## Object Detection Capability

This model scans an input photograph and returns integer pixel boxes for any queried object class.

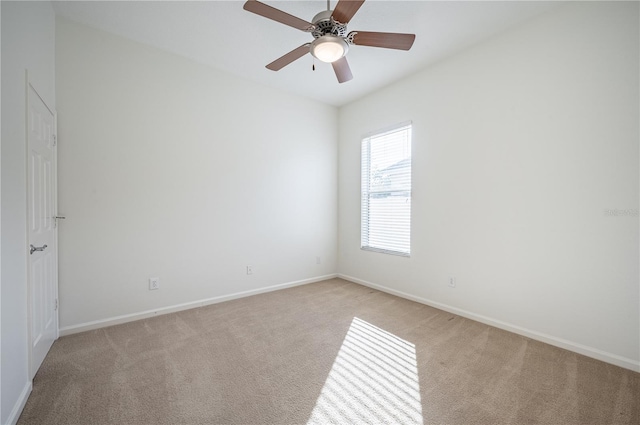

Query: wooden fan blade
[243,0,314,31]
[331,0,365,24]
[351,31,416,50]
[332,56,353,83]
[266,44,311,71]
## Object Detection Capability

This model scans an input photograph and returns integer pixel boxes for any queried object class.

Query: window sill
[361,246,410,257]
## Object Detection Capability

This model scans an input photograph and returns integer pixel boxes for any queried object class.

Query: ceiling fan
[243,0,416,83]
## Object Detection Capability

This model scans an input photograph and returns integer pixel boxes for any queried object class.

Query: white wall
[1,1,56,423]
[338,2,639,370]
[56,18,338,331]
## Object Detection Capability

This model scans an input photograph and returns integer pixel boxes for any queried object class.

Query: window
[361,123,412,256]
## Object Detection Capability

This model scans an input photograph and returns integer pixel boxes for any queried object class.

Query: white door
[27,82,58,378]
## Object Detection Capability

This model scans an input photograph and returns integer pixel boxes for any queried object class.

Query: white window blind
[361,123,412,256]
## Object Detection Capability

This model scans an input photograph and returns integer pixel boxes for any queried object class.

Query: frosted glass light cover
[310,36,348,63]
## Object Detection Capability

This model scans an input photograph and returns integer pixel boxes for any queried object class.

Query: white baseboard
[6,381,32,425]
[338,273,640,373]
[60,274,338,336]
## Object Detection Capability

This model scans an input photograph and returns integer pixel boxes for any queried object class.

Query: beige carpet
[18,278,639,424]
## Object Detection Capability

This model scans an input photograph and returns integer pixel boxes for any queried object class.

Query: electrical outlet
[448,277,456,288]
[246,266,253,275]
[316,256,321,265]
[149,277,160,290]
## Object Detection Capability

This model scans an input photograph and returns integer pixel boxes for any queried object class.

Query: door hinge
[55,298,58,311]
[54,215,66,228]
[53,134,57,146]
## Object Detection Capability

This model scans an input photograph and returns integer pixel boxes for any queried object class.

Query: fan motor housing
[311,10,347,39]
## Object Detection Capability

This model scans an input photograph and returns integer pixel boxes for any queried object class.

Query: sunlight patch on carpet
[307,317,423,424]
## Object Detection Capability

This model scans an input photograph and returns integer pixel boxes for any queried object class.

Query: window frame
[360,122,412,257]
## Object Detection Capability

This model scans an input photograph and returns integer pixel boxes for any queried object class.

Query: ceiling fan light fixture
[310,35,349,63]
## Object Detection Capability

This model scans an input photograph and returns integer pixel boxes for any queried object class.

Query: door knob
[30,244,48,255]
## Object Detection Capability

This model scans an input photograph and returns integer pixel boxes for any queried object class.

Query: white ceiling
[51,1,562,106]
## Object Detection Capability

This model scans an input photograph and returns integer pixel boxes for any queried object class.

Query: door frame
[25,71,59,380]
